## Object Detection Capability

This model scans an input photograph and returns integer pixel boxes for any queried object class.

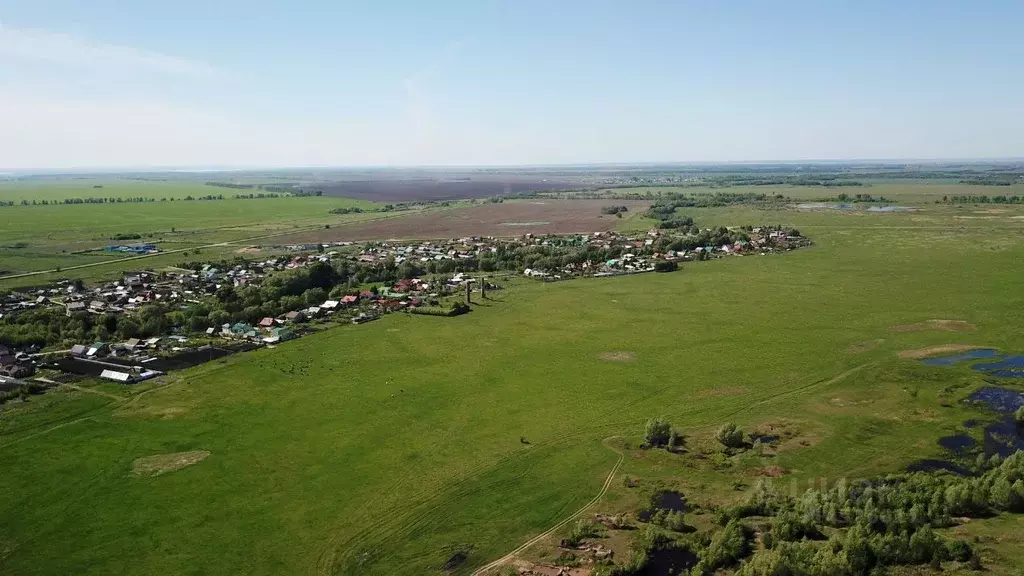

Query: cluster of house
[0,344,34,379]
[346,238,491,265]
[0,290,54,318]
[521,228,808,279]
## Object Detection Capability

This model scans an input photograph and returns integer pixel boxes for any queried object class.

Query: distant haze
[1,1,1022,170]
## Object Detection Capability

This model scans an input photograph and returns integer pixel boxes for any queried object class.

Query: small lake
[866,205,915,212]
[967,386,1024,413]
[922,349,1000,366]
[972,355,1024,379]
[794,203,916,212]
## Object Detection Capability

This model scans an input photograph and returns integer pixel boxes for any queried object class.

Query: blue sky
[1,0,1022,169]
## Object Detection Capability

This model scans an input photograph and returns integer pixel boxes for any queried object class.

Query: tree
[303,287,327,306]
[653,260,678,273]
[209,310,231,327]
[644,416,672,447]
[716,423,745,449]
[115,317,140,340]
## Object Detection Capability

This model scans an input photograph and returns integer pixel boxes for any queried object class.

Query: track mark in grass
[890,319,976,333]
[847,339,883,354]
[116,405,188,420]
[470,437,625,576]
[898,344,988,359]
[696,386,746,399]
[597,351,635,362]
[132,450,210,477]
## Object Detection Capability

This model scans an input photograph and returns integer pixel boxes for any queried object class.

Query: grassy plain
[1,185,1023,574]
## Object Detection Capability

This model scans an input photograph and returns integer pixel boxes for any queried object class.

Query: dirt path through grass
[59,383,123,400]
[471,438,625,576]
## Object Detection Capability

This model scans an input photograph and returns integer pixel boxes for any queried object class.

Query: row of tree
[834,193,891,203]
[0,192,331,207]
[941,194,1023,204]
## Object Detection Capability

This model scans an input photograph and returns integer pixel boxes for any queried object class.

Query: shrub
[667,430,684,451]
[563,519,603,547]
[715,423,745,449]
[700,519,750,572]
[654,260,678,273]
[644,417,672,447]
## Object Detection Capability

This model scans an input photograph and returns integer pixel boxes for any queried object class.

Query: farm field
[314,174,588,202]
[2,194,1024,574]
[0,179,235,202]
[271,199,652,243]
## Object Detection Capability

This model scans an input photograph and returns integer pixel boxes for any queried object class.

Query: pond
[921,349,1000,366]
[972,355,1024,379]
[967,386,1024,413]
[938,434,976,454]
[866,205,915,212]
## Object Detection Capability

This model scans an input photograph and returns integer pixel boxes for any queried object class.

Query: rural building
[86,342,109,357]
[99,368,162,384]
[0,355,34,378]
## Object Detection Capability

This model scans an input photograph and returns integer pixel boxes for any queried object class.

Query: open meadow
[2,182,1024,574]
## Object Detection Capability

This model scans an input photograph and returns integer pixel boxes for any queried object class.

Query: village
[0,226,809,395]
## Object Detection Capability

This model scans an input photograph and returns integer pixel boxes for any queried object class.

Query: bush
[563,519,603,547]
[653,260,678,273]
[650,509,689,532]
[715,423,745,449]
[945,538,973,562]
[700,519,750,572]
[667,430,684,452]
[644,417,672,447]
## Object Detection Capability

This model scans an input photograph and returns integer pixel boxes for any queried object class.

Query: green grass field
[1,186,1023,574]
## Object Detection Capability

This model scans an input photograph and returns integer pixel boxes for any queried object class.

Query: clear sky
[1,0,1022,170]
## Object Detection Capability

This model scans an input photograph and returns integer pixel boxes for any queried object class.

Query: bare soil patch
[746,465,789,478]
[233,246,262,254]
[890,319,976,333]
[898,344,987,360]
[598,351,636,362]
[132,450,210,477]
[847,339,883,354]
[116,405,189,420]
[274,200,650,243]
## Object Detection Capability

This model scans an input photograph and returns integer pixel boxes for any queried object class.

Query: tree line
[834,193,891,203]
[0,192,331,208]
[941,194,1023,204]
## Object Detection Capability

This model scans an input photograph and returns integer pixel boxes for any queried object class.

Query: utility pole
[465,281,471,304]
[480,277,487,299]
